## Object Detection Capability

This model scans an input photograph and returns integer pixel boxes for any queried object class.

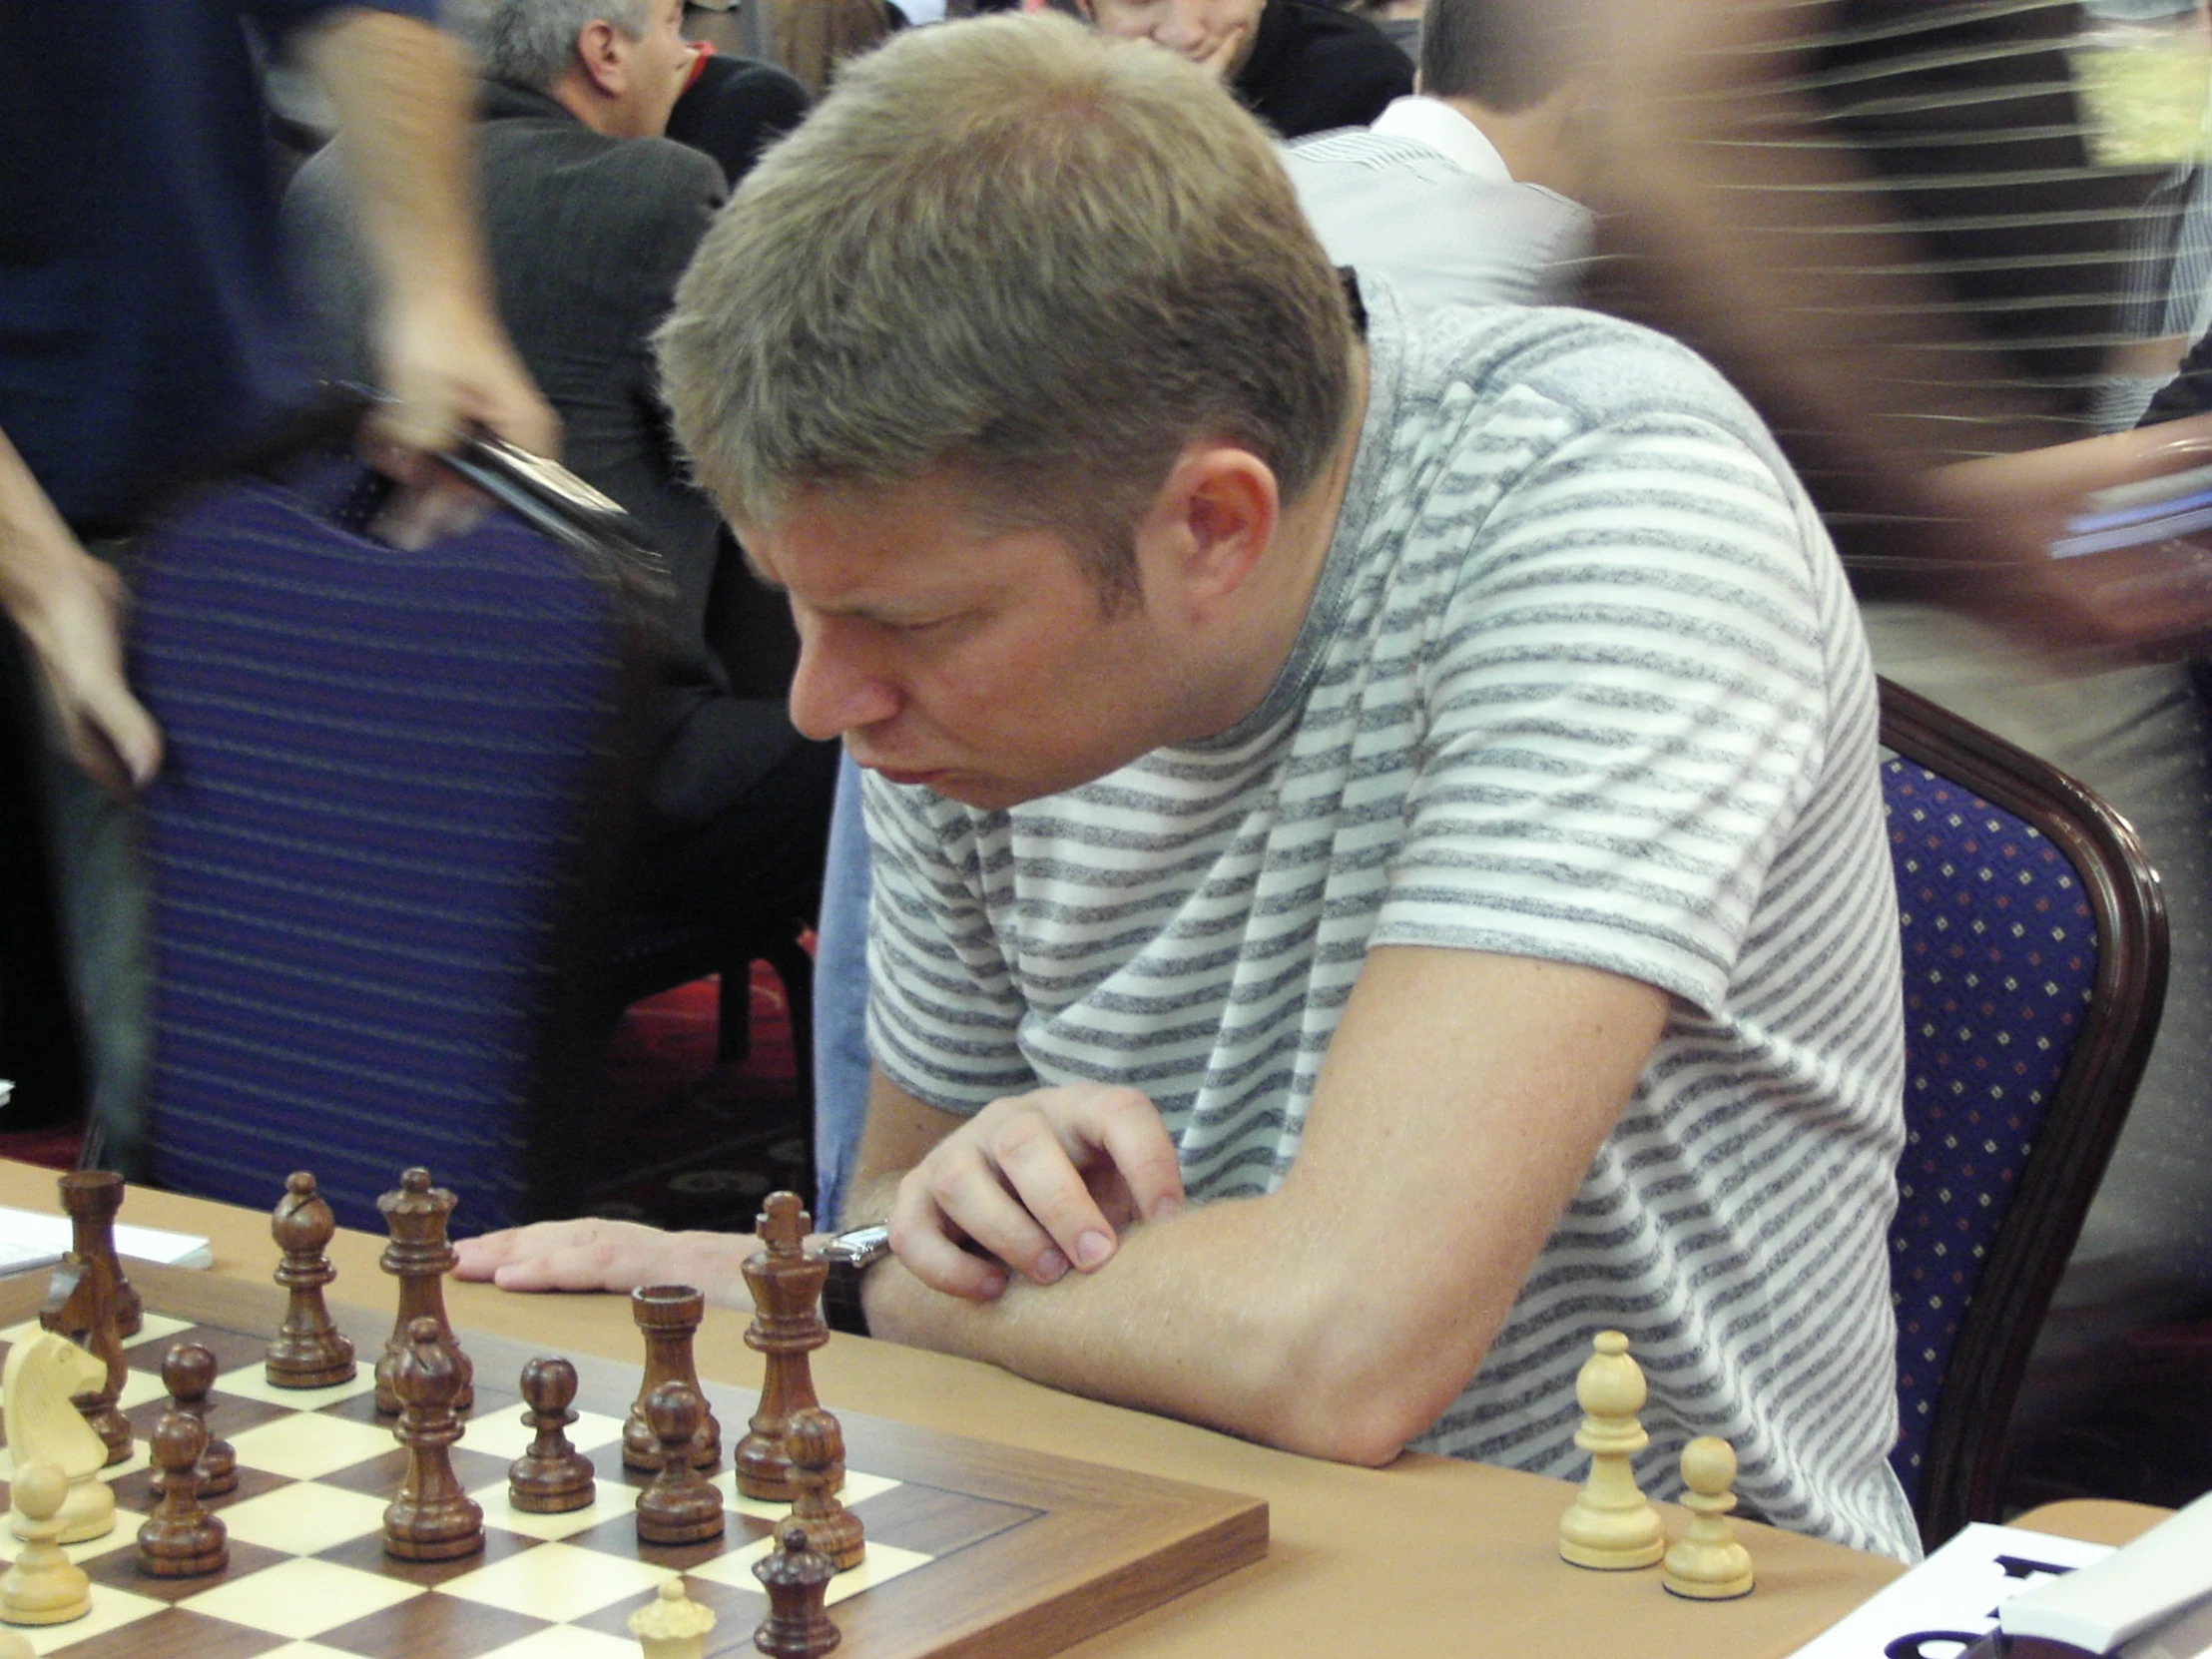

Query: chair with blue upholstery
[126,428,667,1236]
[1879,675,2167,1547]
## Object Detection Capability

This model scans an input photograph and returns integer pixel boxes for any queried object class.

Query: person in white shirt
[1280,0,1592,314]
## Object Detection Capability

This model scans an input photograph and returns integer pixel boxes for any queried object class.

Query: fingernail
[1034,1248,1069,1283]
[1074,1231,1112,1269]
[1149,1196,1183,1224]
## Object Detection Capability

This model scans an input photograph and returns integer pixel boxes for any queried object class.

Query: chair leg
[718,966,753,1065]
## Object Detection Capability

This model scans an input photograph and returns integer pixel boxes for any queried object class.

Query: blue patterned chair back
[130,442,664,1235]
[1879,678,2165,1546]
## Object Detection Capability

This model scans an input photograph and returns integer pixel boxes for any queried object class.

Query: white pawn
[0,1464,93,1627]
[1662,1437,1755,1600]
[1558,1331,1664,1570]
[629,1575,716,1659]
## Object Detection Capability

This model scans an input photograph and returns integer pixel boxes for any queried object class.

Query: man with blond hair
[458,13,1919,1561]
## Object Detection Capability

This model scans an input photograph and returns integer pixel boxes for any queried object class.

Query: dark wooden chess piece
[268,1171,357,1387]
[137,1410,229,1577]
[375,1168,472,1415]
[753,1525,839,1658]
[384,1316,485,1561]
[624,1285,722,1474]
[635,1382,726,1546]
[509,1357,596,1513]
[778,1408,863,1571]
[734,1193,830,1501]
[36,1258,130,1467]
[57,1172,140,1338]
[159,1342,237,1498]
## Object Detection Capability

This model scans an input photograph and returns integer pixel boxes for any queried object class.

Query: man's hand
[0,428,161,795]
[1916,410,2212,659]
[889,1084,1185,1303]
[453,1218,754,1306]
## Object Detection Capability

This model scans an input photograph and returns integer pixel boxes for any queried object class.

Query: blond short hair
[656,12,1357,588]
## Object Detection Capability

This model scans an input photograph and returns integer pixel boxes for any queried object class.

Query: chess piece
[754,1525,839,1658]
[268,1171,357,1387]
[137,1410,230,1577]
[37,1254,130,1467]
[0,1464,92,1626]
[57,1172,141,1338]
[0,1631,31,1658]
[509,1357,596,1513]
[375,1168,472,1414]
[630,1576,717,1659]
[1558,1331,1664,1570]
[734,1193,831,1501]
[779,1408,863,1571]
[635,1382,726,1545]
[384,1316,485,1561]
[624,1284,722,1474]
[2,1330,117,1545]
[1662,1437,1756,1600]
[160,1342,238,1498]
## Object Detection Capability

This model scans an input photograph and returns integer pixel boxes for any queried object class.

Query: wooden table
[0,1160,2156,1659]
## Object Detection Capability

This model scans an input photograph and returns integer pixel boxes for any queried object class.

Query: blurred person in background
[0,1,553,1173]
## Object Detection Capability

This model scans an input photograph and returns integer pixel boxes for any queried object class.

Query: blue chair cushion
[1884,757,2098,1499]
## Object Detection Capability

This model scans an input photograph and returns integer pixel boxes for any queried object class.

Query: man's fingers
[888,1182,1011,1302]
[73,682,162,793]
[917,1140,1071,1287]
[1078,1088,1185,1228]
[992,1110,1121,1275]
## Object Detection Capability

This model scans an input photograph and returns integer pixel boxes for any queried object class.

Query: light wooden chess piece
[3,1330,117,1545]
[268,1171,357,1387]
[0,1630,31,1658]
[735,1193,830,1502]
[780,1408,863,1571]
[629,1576,716,1659]
[1558,1331,1664,1570]
[1662,1437,1755,1600]
[37,1254,130,1467]
[0,1464,92,1627]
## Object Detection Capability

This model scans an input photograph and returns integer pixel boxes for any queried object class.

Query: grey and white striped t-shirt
[864,284,1917,1561]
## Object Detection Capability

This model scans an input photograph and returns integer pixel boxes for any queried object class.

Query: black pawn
[508,1358,595,1514]
[138,1410,229,1577]
[160,1341,237,1498]
[754,1525,839,1657]
[635,1382,725,1546]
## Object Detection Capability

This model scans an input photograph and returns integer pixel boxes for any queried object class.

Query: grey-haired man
[459,13,1919,1561]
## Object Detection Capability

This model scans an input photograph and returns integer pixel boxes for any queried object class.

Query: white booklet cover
[1789,1523,2114,1659]
[0,1205,214,1277]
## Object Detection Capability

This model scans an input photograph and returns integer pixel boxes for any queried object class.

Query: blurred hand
[15,550,162,797]
[1921,411,2212,660]
[361,292,562,549]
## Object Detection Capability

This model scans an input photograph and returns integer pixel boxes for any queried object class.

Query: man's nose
[787,618,899,742]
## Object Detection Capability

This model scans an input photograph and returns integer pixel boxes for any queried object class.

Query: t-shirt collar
[1370,96,1515,183]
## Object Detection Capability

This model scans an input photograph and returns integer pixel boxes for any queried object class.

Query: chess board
[0,1266,1267,1659]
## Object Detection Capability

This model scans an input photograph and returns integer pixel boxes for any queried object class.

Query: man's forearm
[303,9,493,315]
[857,1189,1452,1465]
[0,428,86,619]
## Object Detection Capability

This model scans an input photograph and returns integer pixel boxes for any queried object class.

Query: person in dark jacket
[1079,0,1409,136]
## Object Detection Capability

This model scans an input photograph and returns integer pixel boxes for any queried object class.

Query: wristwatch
[819,1224,892,1338]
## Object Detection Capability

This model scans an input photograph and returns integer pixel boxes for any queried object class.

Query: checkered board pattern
[0,1276,1267,1659]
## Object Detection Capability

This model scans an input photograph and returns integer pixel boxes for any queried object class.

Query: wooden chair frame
[1879,675,2169,1546]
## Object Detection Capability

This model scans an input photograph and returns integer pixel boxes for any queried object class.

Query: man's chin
[868,765,1033,812]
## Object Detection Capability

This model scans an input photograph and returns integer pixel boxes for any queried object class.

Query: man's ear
[1137,441,1279,618]
[574,18,628,99]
